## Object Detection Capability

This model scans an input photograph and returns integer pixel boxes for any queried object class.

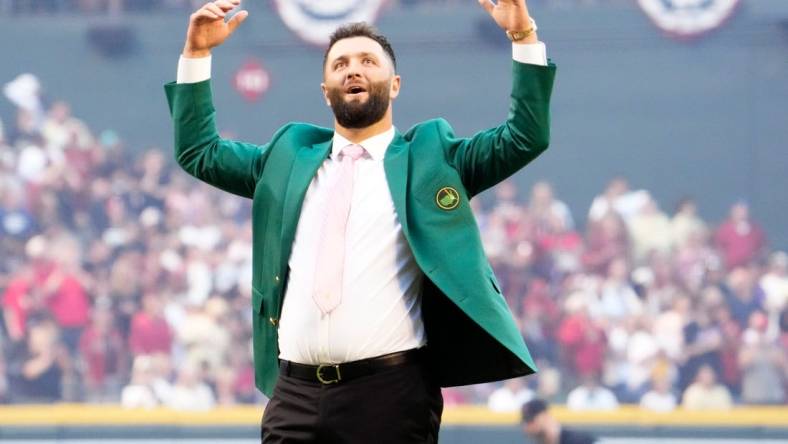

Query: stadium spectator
[639,375,677,413]
[165,363,216,411]
[79,304,127,402]
[581,212,628,275]
[715,201,766,270]
[128,293,173,357]
[587,177,648,223]
[738,311,786,404]
[722,266,765,329]
[670,198,707,249]
[760,251,788,331]
[566,374,619,411]
[598,257,642,323]
[627,196,673,264]
[681,365,733,410]
[487,377,534,412]
[557,295,606,380]
[678,303,723,392]
[529,180,574,231]
[120,355,158,409]
[6,320,69,403]
[0,349,8,403]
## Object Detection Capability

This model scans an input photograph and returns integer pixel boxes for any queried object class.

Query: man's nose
[345,69,362,81]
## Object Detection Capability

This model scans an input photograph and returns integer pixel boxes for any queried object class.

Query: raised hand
[183,0,248,58]
[477,0,536,43]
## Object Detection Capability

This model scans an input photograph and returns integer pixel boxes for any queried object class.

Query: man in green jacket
[166,0,556,442]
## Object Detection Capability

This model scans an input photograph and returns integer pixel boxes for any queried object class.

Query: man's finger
[193,9,219,21]
[204,3,226,18]
[478,0,495,15]
[214,0,239,13]
[227,10,249,34]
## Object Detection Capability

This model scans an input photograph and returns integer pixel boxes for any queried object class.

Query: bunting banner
[274,0,388,46]
[638,0,741,39]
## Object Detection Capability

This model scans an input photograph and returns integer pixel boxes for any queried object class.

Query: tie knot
[341,144,366,161]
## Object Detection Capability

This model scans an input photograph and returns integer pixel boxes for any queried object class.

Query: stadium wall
[1,1,786,249]
[0,405,786,442]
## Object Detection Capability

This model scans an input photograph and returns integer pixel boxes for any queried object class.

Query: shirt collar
[331,126,396,162]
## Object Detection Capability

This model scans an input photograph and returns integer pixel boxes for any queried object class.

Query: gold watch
[506,17,538,42]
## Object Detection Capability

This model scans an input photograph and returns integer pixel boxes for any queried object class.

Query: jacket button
[274,275,280,282]
[269,317,278,327]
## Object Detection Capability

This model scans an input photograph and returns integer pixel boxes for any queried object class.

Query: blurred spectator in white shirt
[41,101,94,152]
[166,363,216,411]
[681,365,733,410]
[739,311,786,404]
[627,196,673,264]
[529,180,574,231]
[670,198,707,249]
[588,177,649,223]
[761,252,788,334]
[567,374,619,411]
[639,376,677,413]
[487,377,534,412]
[121,355,158,409]
[598,257,643,322]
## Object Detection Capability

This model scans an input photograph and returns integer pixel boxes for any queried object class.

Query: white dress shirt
[176,42,548,365]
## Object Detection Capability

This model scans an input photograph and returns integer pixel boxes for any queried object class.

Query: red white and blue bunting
[638,0,741,39]
[273,0,388,46]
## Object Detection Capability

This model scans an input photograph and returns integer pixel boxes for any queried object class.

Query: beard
[326,79,391,129]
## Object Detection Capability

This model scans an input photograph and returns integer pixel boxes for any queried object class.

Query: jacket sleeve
[164,80,279,199]
[440,61,557,198]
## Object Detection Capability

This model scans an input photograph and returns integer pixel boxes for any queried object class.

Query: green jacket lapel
[384,132,410,239]
[281,140,332,258]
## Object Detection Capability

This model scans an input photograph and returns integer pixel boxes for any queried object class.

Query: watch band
[506,17,538,42]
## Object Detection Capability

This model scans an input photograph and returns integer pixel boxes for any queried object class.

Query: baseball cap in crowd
[521,398,549,423]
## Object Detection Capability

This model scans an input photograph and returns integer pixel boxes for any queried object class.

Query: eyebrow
[330,52,379,65]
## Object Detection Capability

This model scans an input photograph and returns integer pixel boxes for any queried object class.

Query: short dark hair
[521,398,548,423]
[323,22,397,71]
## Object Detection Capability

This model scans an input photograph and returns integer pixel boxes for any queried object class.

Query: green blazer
[165,60,557,397]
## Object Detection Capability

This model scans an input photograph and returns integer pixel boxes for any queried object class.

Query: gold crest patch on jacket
[436,187,460,210]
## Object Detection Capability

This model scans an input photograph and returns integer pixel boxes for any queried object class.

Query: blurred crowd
[1,73,786,411]
[0,0,618,15]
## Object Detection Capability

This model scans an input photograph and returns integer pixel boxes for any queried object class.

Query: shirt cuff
[177,55,212,84]
[512,42,547,66]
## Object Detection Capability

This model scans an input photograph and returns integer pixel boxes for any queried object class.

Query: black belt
[279,349,423,385]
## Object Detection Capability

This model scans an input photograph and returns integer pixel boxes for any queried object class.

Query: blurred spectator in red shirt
[79,304,127,402]
[582,212,629,275]
[715,201,765,270]
[557,296,607,379]
[129,293,172,356]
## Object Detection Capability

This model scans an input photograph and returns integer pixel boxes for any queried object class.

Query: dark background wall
[1,1,786,248]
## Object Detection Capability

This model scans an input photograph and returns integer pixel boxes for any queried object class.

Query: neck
[334,108,393,144]
[546,422,562,444]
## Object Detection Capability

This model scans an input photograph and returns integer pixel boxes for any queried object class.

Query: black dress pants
[261,360,443,443]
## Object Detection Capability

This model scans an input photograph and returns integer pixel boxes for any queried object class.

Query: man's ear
[320,83,331,107]
[389,75,401,100]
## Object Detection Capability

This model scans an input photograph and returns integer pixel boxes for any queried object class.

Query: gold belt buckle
[316,364,341,384]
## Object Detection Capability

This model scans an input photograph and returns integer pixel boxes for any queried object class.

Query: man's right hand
[183,0,248,58]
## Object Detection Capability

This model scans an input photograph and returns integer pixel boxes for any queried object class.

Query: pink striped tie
[313,144,366,314]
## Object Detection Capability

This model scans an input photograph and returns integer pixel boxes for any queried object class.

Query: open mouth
[345,85,367,96]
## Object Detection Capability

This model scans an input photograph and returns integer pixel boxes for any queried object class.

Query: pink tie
[313,144,366,314]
